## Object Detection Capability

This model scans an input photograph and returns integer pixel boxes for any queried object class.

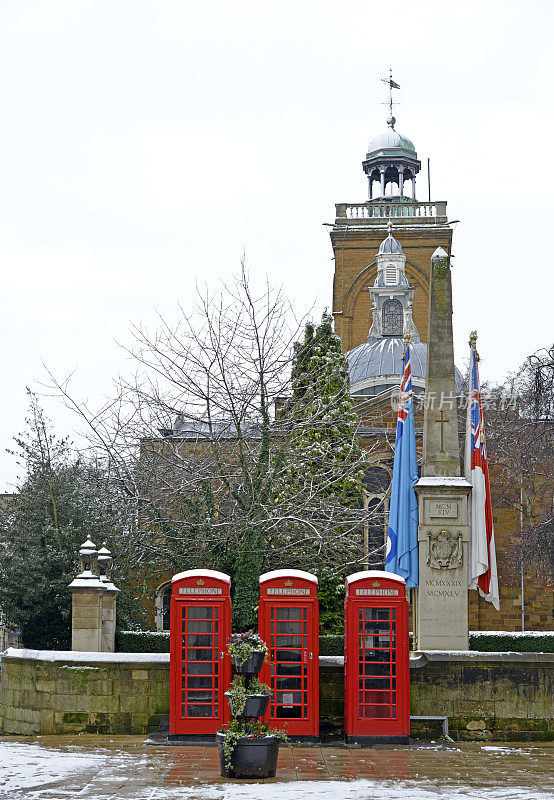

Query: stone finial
[469,330,478,350]
[78,538,99,577]
[97,542,113,583]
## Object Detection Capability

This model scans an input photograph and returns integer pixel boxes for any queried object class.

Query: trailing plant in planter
[225,675,272,717]
[218,630,287,778]
[218,719,288,774]
[227,630,268,669]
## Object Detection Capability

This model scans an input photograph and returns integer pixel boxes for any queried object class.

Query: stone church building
[152,111,553,637]
[327,111,553,633]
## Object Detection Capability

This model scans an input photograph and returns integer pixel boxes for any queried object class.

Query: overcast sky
[1,0,552,489]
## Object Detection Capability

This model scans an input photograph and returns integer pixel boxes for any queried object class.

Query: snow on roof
[259,569,318,584]
[346,570,406,586]
[171,569,231,584]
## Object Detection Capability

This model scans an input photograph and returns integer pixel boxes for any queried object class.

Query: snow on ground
[0,741,552,800]
[0,740,105,793]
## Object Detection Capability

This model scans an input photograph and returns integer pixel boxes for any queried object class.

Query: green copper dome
[366,127,416,157]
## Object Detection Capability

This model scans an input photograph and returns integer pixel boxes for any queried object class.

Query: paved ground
[1,735,553,799]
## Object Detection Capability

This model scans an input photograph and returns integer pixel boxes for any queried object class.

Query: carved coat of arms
[427,529,462,570]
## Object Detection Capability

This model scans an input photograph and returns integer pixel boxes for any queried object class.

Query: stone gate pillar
[98,543,119,653]
[68,538,119,652]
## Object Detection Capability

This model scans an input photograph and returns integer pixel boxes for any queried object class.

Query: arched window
[363,467,390,494]
[382,299,403,336]
[155,582,172,631]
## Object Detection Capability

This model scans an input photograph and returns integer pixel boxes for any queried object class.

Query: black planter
[224,692,270,718]
[216,732,279,778]
[232,649,265,674]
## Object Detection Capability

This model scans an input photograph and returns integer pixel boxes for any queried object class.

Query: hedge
[116,630,170,653]
[116,629,554,655]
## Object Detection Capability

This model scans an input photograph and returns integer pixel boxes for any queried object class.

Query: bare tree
[47,268,387,626]
[485,344,554,582]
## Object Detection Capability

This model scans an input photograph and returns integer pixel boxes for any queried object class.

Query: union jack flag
[385,344,419,587]
[465,344,500,609]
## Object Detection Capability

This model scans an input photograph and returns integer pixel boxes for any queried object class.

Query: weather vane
[381,68,400,126]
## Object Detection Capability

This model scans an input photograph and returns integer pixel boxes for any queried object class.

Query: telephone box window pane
[187,690,212,702]
[187,663,213,675]
[276,677,301,690]
[276,608,302,621]
[276,635,302,648]
[276,663,302,676]
[276,621,301,635]
[277,649,302,662]
[365,690,390,704]
[188,620,213,633]
[188,606,213,619]
[368,608,391,621]
[187,648,212,661]
[188,677,212,689]
[276,691,302,704]
[187,705,212,717]
[188,634,212,647]
[361,677,390,690]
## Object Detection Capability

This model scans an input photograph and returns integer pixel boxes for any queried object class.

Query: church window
[382,299,403,336]
[363,467,390,494]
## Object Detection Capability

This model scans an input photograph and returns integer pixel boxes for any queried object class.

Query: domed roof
[367,125,416,156]
[346,338,463,395]
[378,232,404,255]
[347,338,427,390]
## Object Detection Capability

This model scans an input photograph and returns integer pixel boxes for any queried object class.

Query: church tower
[330,78,454,353]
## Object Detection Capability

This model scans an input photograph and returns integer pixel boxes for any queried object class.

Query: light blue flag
[385,346,419,587]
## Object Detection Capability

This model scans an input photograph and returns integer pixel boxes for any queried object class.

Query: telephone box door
[169,569,232,737]
[258,570,319,739]
[344,571,409,743]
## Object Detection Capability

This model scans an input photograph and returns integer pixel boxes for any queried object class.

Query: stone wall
[2,649,552,740]
[0,649,169,736]
[319,653,554,742]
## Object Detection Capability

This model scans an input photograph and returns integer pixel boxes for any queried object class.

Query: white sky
[1,0,553,489]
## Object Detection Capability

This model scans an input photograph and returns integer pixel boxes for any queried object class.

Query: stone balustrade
[335,200,448,223]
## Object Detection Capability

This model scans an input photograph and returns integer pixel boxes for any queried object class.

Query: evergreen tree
[279,311,365,507]
[0,394,146,649]
[278,312,367,632]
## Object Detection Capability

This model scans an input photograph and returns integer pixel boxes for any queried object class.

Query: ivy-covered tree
[281,311,365,507]
[278,312,368,632]
[0,394,145,649]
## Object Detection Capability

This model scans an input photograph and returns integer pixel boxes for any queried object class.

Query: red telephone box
[169,569,232,738]
[258,569,319,740]
[344,570,410,744]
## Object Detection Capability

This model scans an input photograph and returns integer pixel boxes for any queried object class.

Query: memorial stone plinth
[414,247,471,651]
[414,476,471,650]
